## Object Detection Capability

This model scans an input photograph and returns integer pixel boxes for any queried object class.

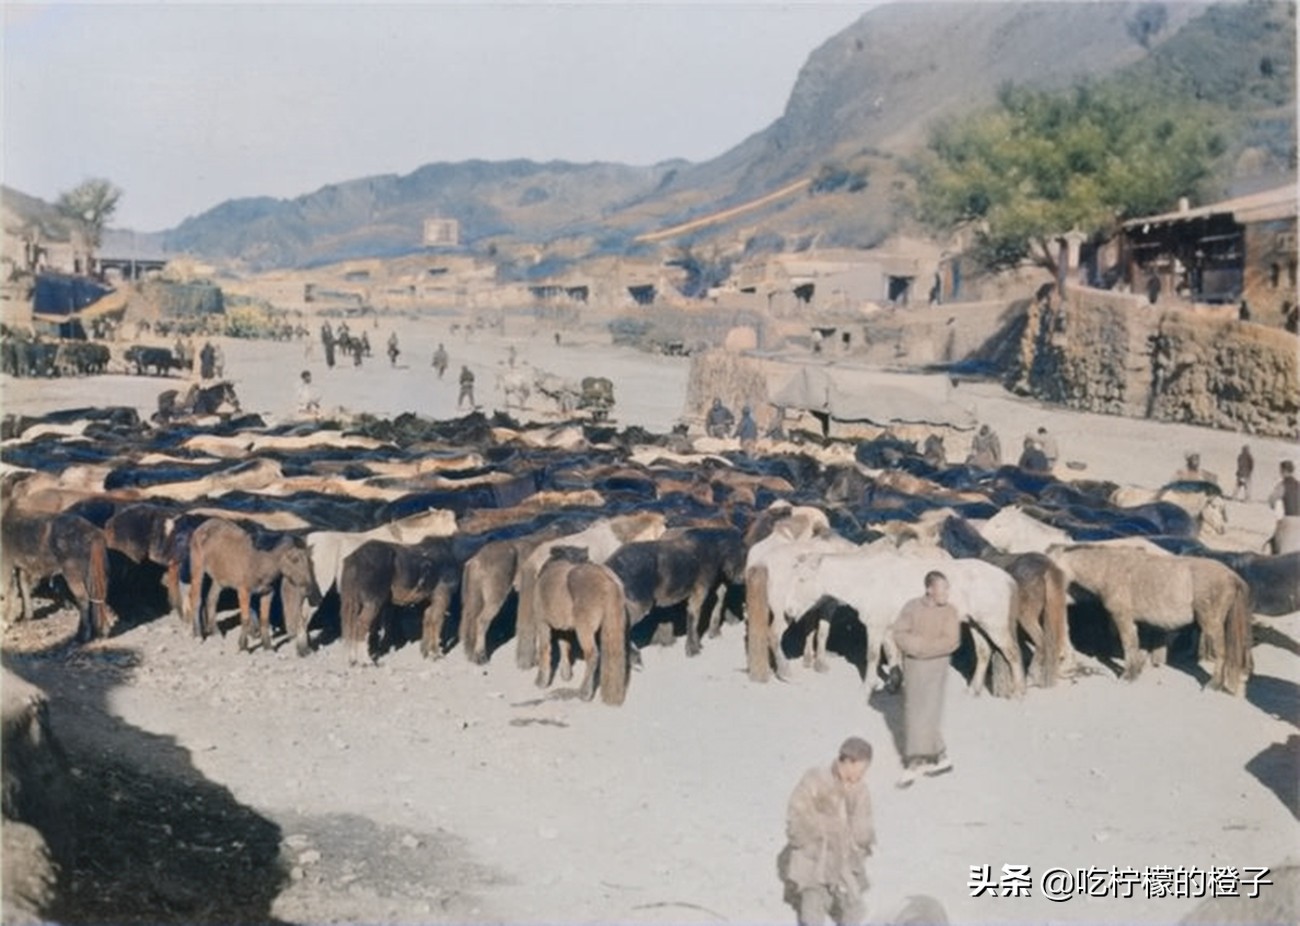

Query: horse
[458,523,576,664]
[338,536,461,665]
[1110,481,1228,537]
[1048,545,1252,695]
[514,511,667,670]
[743,530,858,682]
[305,507,458,599]
[532,370,580,414]
[605,526,747,656]
[977,506,1071,553]
[496,368,532,410]
[781,550,1025,697]
[1,511,115,642]
[533,551,629,705]
[187,518,321,654]
[939,515,1070,687]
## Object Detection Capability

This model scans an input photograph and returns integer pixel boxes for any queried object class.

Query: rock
[400,834,422,850]
[284,834,311,849]
[299,849,322,866]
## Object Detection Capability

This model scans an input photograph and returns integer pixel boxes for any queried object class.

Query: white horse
[743,529,858,681]
[781,550,1025,698]
[496,367,532,410]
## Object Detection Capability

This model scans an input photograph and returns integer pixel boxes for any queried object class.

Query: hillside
[159,160,684,271]
[107,1,1297,270]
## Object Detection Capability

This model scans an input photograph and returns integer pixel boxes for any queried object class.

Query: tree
[56,178,122,270]
[914,83,1225,275]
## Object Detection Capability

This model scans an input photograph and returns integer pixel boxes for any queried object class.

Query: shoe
[895,768,918,789]
[924,757,954,777]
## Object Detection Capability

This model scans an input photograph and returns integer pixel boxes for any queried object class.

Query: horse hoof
[706,628,721,639]
[685,641,702,658]
[967,684,983,698]
[296,639,311,658]
[813,659,830,674]
[471,651,489,667]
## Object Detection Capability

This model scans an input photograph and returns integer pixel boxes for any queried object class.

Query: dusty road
[2,322,1297,925]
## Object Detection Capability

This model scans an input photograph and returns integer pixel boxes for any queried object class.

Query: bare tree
[56,178,122,271]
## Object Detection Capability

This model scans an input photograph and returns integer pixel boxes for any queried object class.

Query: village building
[1116,184,1298,327]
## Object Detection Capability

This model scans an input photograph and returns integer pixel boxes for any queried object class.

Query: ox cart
[578,376,615,422]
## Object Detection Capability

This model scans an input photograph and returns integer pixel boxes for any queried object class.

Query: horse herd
[2,404,1294,708]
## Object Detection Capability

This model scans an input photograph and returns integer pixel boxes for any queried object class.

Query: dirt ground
[2,317,1298,925]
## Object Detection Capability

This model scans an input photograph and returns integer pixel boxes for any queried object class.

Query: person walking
[457,365,476,409]
[432,342,449,379]
[892,571,962,788]
[387,331,400,367]
[199,341,216,381]
[1235,445,1255,501]
[782,737,876,926]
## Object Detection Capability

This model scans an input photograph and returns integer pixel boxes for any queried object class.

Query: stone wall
[1011,288,1299,438]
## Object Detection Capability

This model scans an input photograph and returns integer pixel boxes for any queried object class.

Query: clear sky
[2,2,873,232]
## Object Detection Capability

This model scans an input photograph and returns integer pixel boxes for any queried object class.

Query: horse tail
[1041,564,1067,687]
[88,531,111,636]
[459,558,483,659]
[1223,575,1253,695]
[745,565,771,682]
[598,576,629,706]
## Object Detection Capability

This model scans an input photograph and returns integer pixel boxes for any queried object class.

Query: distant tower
[423,217,460,248]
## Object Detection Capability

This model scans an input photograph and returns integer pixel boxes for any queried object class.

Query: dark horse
[2,510,115,642]
[605,526,747,656]
[339,536,461,665]
[188,518,321,654]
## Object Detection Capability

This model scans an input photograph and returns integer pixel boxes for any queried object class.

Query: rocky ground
[2,317,1297,925]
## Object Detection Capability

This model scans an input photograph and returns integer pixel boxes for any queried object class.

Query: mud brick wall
[1150,314,1298,437]
[1011,288,1299,438]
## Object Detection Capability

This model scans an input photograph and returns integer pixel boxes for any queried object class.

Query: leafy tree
[914,83,1225,274]
[56,178,122,268]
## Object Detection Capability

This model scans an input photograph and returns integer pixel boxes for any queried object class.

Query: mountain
[150,1,1295,269]
[159,160,684,271]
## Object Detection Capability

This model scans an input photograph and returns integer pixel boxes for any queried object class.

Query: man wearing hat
[782,737,876,925]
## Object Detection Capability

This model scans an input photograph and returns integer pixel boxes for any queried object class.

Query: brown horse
[338,536,460,665]
[515,512,667,670]
[187,518,320,654]
[534,551,629,705]
[1049,545,1252,695]
[1,511,114,642]
[458,524,574,664]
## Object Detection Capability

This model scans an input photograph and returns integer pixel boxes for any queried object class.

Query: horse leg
[1149,630,1169,668]
[165,561,184,619]
[516,569,539,670]
[968,628,991,696]
[1200,605,1230,692]
[349,602,380,666]
[236,587,253,652]
[258,594,274,652]
[203,581,221,640]
[557,637,574,682]
[705,581,726,638]
[685,584,709,657]
[577,625,599,701]
[812,615,831,673]
[1113,612,1145,681]
[534,623,554,689]
[420,584,452,660]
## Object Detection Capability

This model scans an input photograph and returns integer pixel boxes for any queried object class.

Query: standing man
[892,571,962,788]
[387,331,400,367]
[296,370,321,419]
[1017,437,1050,473]
[457,365,476,409]
[966,424,1001,468]
[1268,461,1299,517]
[432,342,449,379]
[199,341,216,381]
[1235,445,1255,501]
[1035,426,1058,469]
[705,398,735,439]
[783,737,875,926]
[736,405,759,454]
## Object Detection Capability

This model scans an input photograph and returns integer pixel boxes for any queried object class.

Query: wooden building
[1119,185,1297,327]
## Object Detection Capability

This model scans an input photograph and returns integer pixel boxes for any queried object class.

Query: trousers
[798,885,866,926]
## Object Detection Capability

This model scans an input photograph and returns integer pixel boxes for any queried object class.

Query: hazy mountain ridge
[9,1,1294,270]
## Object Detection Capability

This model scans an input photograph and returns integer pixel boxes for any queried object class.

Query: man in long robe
[893,571,961,788]
[783,737,876,926]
